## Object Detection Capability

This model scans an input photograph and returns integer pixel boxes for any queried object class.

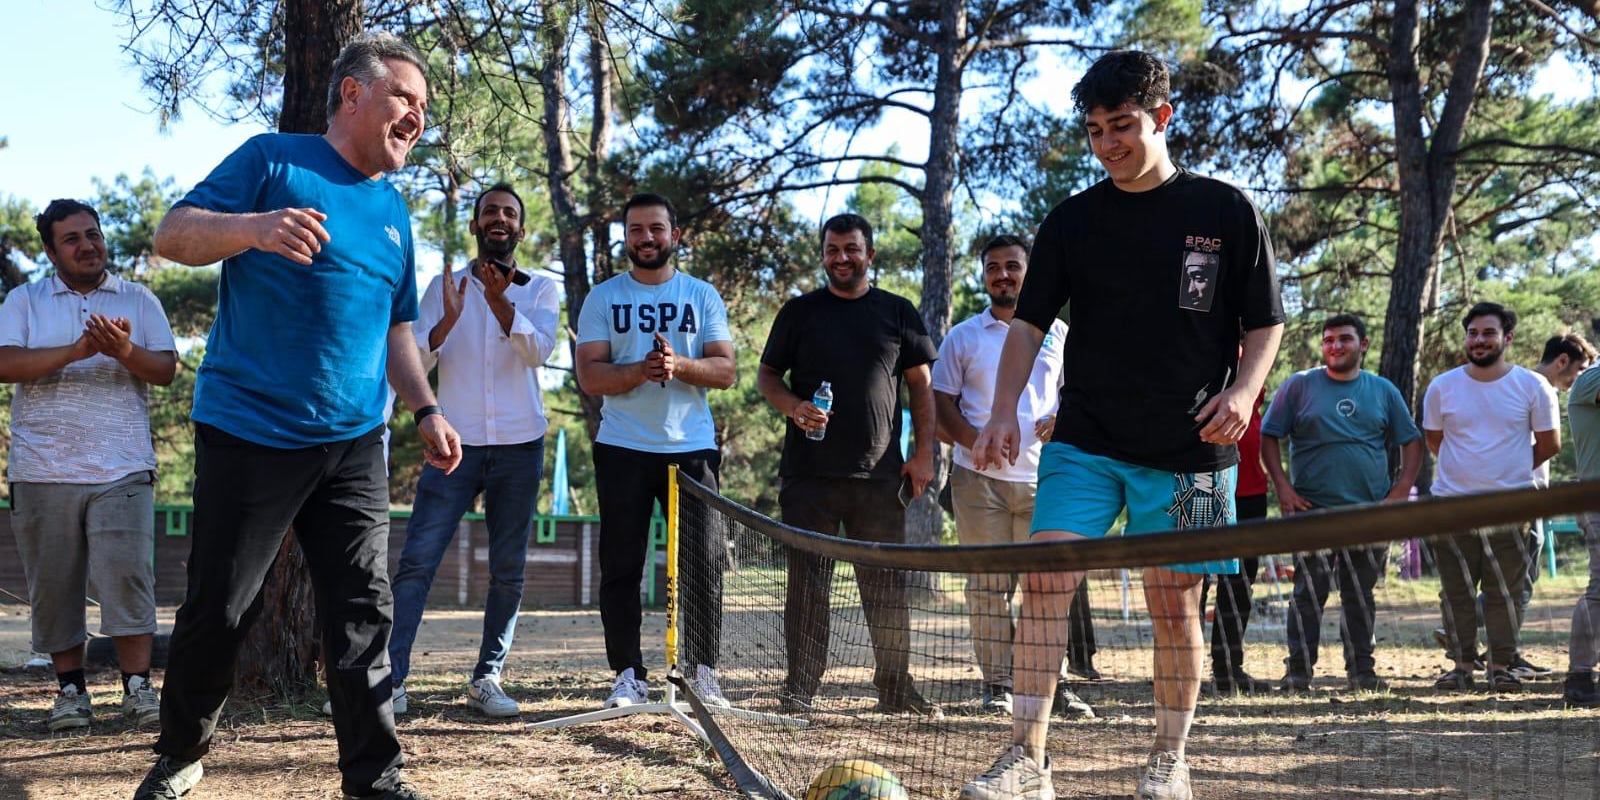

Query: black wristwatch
[413,405,444,426]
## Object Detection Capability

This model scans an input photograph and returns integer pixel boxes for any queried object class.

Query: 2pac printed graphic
[1178,249,1220,312]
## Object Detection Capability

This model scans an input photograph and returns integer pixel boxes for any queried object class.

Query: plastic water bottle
[807,381,833,441]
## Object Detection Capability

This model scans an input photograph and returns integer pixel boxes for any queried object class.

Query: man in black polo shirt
[960,51,1284,800]
[757,212,940,715]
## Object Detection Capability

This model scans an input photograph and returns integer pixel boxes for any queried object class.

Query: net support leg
[526,681,709,741]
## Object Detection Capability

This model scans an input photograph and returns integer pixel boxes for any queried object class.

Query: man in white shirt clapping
[387,183,560,717]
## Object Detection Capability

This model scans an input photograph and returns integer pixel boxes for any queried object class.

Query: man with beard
[931,235,1093,719]
[381,183,560,718]
[575,193,736,709]
[1261,314,1423,692]
[0,199,177,732]
[1423,301,1560,694]
[138,31,460,800]
[758,212,941,715]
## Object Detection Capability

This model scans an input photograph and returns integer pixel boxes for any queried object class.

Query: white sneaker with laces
[467,677,520,717]
[603,668,650,709]
[960,744,1054,800]
[689,665,731,708]
[320,684,408,716]
[123,675,161,728]
[1136,750,1193,800]
[49,684,92,732]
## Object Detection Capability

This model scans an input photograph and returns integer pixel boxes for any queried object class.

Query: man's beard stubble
[627,241,674,270]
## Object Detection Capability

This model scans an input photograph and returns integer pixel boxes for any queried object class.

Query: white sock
[1153,701,1195,757]
[1013,694,1051,763]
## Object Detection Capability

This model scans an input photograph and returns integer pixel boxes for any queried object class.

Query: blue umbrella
[551,428,570,515]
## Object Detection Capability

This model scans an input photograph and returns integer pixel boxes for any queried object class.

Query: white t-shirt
[0,274,177,483]
[1529,369,1559,487]
[1422,364,1559,497]
[576,270,731,453]
[931,309,1067,483]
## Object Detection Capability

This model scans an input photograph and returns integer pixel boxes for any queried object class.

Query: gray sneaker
[322,685,409,716]
[689,664,731,708]
[1051,684,1095,719]
[132,756,203,799]
[466,677,520,717]
[123,675,161,728]
[960,745,1055,800]
[49,684,92,732]
[981,684,1014,715]
[1136,751,1193,800]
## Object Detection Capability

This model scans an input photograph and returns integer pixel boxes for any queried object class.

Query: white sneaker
[48,684,92,732]
[689,665,731,708]
[1136,750,1193,800]
[123,675,161,728]
[467,677,520,717]
[603,668,650,709]
[981,684,1014,715]
[960,744,1054,800]
[320,685,408,716]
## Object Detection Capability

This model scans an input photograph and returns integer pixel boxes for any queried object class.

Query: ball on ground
[805,760,909,800]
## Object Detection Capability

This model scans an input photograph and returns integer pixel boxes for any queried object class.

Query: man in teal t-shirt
[1261,314,1424,691]
[1563,342,1600,707]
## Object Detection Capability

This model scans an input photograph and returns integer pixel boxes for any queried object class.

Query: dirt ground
[2,576,1599,800]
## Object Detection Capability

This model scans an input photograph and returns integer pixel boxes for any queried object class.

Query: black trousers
[1285,544,1386,678]
[781,476,912,699]
[1067,588,1097,667]
[155,423,401,797]
[1201,493,1267,676]
[592,442,722,679]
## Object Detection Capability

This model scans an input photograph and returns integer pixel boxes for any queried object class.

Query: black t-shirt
[1015,171,1285,473]
[761,287,939,479]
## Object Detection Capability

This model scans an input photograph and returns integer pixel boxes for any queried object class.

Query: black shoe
[132,757,203,800]
[1509,655,1553,680]
[1280,673,1312,693]
[1066,660,1103,681]
[1214,670,1271,696]
[875,685,942,717]
[1488,669,1522,693]
[1564,672,1600,708]
[1347,673,1388,692]
[1051,683,1095,719]
[777,686,814,713]
[345,783,432,800]
[1434,667,1476,691]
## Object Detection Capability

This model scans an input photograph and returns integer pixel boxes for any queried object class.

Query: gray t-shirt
[1261,368,1421,507]
[0,274,177,483]
[1570,367,1600,481]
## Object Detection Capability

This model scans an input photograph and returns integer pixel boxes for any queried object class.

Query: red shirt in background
[1236,387,1268,498]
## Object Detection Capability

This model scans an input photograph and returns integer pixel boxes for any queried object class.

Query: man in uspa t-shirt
[962,50,1284,800]
[758,212,941,716]
[575,193,737,710]
[1423,301,1560,695]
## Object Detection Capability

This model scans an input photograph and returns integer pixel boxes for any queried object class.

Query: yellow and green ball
[805,760,910,800]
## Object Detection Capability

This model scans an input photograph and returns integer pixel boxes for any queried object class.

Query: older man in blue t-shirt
[1261,314,1423,692]
[133,32,461,800]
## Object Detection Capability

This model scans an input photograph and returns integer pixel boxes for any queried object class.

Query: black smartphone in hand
[488,257,531,286]
[898,475,915,508]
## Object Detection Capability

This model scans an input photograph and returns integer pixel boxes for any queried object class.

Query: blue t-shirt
[576,270,731,453]
[175,133,419,447]
[1260,368,1421,507]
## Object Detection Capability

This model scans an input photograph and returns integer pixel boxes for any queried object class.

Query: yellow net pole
[665,464,680,674]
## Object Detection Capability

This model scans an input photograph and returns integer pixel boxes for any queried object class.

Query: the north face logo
[385,225,401,247]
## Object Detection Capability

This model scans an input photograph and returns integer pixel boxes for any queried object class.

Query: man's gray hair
[325,31,427,124]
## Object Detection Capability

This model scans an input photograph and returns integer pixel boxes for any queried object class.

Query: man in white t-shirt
[932,235,1092,720]
[1423,301,1560,693]
[575,193,736,710]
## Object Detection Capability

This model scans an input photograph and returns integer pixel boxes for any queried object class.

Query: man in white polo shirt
[932,234,1092,719]
[0,199,178,732]
[385,183,560,718]
[1424,301,1560,694]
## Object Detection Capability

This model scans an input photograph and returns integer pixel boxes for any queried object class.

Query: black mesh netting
[670,475,1600,800]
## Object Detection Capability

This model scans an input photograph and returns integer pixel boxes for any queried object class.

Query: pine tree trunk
[234,0,362,700]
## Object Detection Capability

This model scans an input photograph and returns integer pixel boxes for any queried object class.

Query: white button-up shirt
[0,273,177,483]
[931,308,1067,483]
[415,263,560,446]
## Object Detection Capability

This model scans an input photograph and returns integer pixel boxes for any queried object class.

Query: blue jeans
[389,439,544,685]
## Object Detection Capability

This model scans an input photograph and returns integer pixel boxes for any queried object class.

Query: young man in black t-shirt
[960,52,1284,800]
[757,213,942,715]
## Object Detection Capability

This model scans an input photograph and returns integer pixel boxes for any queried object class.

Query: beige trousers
[951,465,1040,687]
